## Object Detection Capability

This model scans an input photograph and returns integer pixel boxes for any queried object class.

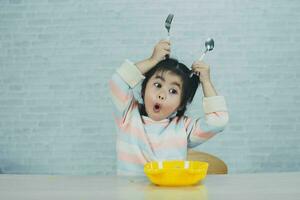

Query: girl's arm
[108,39,171,121]
[185,96,229,148]
[109,60,143,117]
[135,58,158,75]
[136,39,170,74]
[186,61,229,147]
[191,60,217,97]
[201,79,217,97]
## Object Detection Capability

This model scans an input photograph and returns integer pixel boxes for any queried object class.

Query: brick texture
[0,0,299,174]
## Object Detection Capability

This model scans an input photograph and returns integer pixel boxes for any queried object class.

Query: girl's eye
[169,89,178,94]
[154,83,161,88]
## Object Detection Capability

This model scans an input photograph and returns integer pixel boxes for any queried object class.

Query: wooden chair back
[187,150,228,174]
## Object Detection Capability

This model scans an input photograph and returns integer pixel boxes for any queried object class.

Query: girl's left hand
[191,60,211,83]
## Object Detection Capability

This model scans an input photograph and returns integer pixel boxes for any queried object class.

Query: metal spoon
[199,38,214,60]
[190,38,215,77]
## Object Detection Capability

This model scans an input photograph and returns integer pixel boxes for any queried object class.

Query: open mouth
[153,103,161,113]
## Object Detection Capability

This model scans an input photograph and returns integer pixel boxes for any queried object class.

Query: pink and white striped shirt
[109,59,229,176]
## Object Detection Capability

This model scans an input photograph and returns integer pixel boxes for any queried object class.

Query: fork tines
[165,14,174,29]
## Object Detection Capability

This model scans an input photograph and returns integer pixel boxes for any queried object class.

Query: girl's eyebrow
[154,75,181,89]
[154,75,165,81]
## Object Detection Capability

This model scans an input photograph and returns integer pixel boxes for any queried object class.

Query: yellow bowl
[144,160,208,186]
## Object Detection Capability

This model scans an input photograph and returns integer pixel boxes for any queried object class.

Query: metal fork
[165,14,174,41]
[164,14,174,58]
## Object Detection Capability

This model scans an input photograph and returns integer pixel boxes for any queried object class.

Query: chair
[187,149,228,174]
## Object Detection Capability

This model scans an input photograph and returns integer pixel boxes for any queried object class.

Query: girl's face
[144,70,183,121]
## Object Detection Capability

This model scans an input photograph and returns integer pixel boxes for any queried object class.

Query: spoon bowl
[189,38,215,78]
[205,38,214,51]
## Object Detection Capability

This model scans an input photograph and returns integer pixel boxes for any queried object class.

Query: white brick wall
[0,0,299,174]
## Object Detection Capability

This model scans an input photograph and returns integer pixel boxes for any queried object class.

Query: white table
[0,172,299,200]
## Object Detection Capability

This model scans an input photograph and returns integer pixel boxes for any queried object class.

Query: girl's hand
[191,60,211,83]
[149,39,171,64]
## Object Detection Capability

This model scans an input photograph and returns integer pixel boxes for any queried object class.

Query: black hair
[139,58,199,118]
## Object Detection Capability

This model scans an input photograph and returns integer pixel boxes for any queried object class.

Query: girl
[109,40,229,176]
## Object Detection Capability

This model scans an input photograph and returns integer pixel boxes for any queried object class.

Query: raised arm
[191,60,217,97]
[108,39,171,119]
[186,61,229,147]
[135,39,171,74]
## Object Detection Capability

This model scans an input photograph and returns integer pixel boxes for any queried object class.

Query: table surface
[1,172,300,200]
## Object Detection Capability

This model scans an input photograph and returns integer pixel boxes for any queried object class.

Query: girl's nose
[157,92,166,100]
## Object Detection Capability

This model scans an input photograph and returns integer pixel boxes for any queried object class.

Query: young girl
[109,40,229,176]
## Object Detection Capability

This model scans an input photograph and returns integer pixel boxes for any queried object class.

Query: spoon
[199,38,214,60]
[190,38,215,77]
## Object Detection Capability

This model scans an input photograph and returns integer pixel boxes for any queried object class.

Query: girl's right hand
[149,39,171,64]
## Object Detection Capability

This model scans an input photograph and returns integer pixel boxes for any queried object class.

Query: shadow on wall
[0,159,25,174]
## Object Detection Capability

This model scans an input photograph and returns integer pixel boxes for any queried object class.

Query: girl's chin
[148,113,165,121]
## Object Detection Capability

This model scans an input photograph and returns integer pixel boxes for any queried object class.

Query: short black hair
[139,58,199,118]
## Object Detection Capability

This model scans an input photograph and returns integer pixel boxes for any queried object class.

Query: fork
[165,14,174,41]
[165,14,174,58]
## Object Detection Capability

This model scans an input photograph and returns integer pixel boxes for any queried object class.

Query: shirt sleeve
[108,59,145,123]
[185,96,229,148]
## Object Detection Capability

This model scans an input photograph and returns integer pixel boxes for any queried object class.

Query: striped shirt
[109,59,229,176]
